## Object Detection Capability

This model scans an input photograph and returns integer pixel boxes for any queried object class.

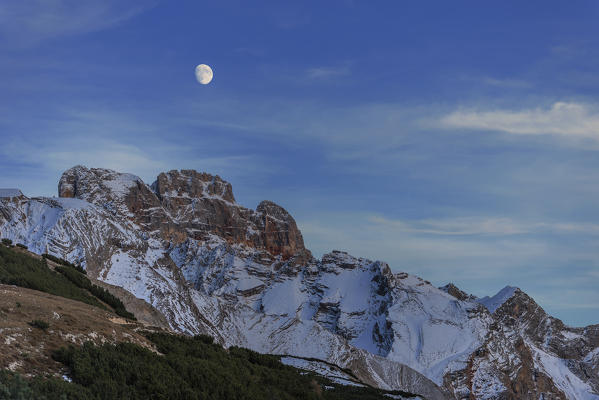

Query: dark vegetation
[0,333,416,399]
[55,265,135,320]
[42,253,86,274]
[0,245,135,320]
[1,238,12,247]
[0,245,104,309]
[0,370,87,400]
[15,243,27,250]
[28,319,50,331]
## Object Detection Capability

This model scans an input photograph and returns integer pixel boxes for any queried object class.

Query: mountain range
[1,165,597,399]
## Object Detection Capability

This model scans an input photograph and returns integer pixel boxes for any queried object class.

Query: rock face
[58,166,308,259]
[2,165,598,400]
[445,289,599,399]
[440,283,476,302]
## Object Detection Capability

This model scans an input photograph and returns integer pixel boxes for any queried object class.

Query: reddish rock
[58,166,309,260]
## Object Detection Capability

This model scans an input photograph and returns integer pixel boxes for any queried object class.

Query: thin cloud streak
[368,215,599,236]
[306,65,351,79]
[0,1,156,46]
[440,102,599,140]
[480,77,532,88]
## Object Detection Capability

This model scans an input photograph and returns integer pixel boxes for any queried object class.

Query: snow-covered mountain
[1,166,597,399]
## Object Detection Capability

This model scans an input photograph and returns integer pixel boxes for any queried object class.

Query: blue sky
[1,1,598,326]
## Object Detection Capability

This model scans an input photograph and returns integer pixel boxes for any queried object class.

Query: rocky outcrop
[445,289,599,399]
[252,200,308,260]
[153,169,235,203]
[440,283,476,302]
[58,166,308,260]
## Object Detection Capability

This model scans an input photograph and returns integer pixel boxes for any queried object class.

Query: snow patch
[530,342,599,400]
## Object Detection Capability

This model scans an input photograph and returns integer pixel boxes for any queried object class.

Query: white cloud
[368,215,599,236]
[440,102,599,139]
[0,1,155,46]
[185,98,414,160]
[306,65,350,79]
[480,77,531,88]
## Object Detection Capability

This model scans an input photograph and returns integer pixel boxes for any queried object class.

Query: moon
[195,64,213,85]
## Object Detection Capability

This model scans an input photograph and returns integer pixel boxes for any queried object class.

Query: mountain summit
[1,166,597,399]
[57,166,309,259]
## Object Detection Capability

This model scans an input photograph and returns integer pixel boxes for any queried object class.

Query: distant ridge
[0,188,23,198]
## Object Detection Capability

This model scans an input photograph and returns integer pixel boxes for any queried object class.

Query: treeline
[1,333,414,399]
[42,253,86,274]
[0,245,104,310]
[55,265,135,320]
[1,238,27,249]
[0,245,135,320]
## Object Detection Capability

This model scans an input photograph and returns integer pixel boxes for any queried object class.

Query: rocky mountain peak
[56,166,308,259]
[59,165,139,199]
[439,283,476,301]
[58,165,160,218]
[253,200,307,260]
[152,169,235,203]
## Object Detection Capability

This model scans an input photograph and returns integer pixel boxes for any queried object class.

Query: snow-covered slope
[1,166,597,400]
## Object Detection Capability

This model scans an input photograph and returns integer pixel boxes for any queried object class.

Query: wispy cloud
[298,212,553,276]
[0,105,269,196]
[440,102,599,140]
[0,0,155,46]
[479,77,531,88]
[306,65,351,79]
[185,98,416,160]
[459,75,531,89]
[368,215,599,236]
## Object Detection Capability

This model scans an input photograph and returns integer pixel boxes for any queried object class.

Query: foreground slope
[1,166,597,399]
[0,245,419,399]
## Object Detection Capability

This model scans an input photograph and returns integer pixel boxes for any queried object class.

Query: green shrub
[1,238,12,247]
[47,334,405,400]
[28,319,49,331]
[0,369,93,400]
[0,370,33,399]
[15,243,27,250]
